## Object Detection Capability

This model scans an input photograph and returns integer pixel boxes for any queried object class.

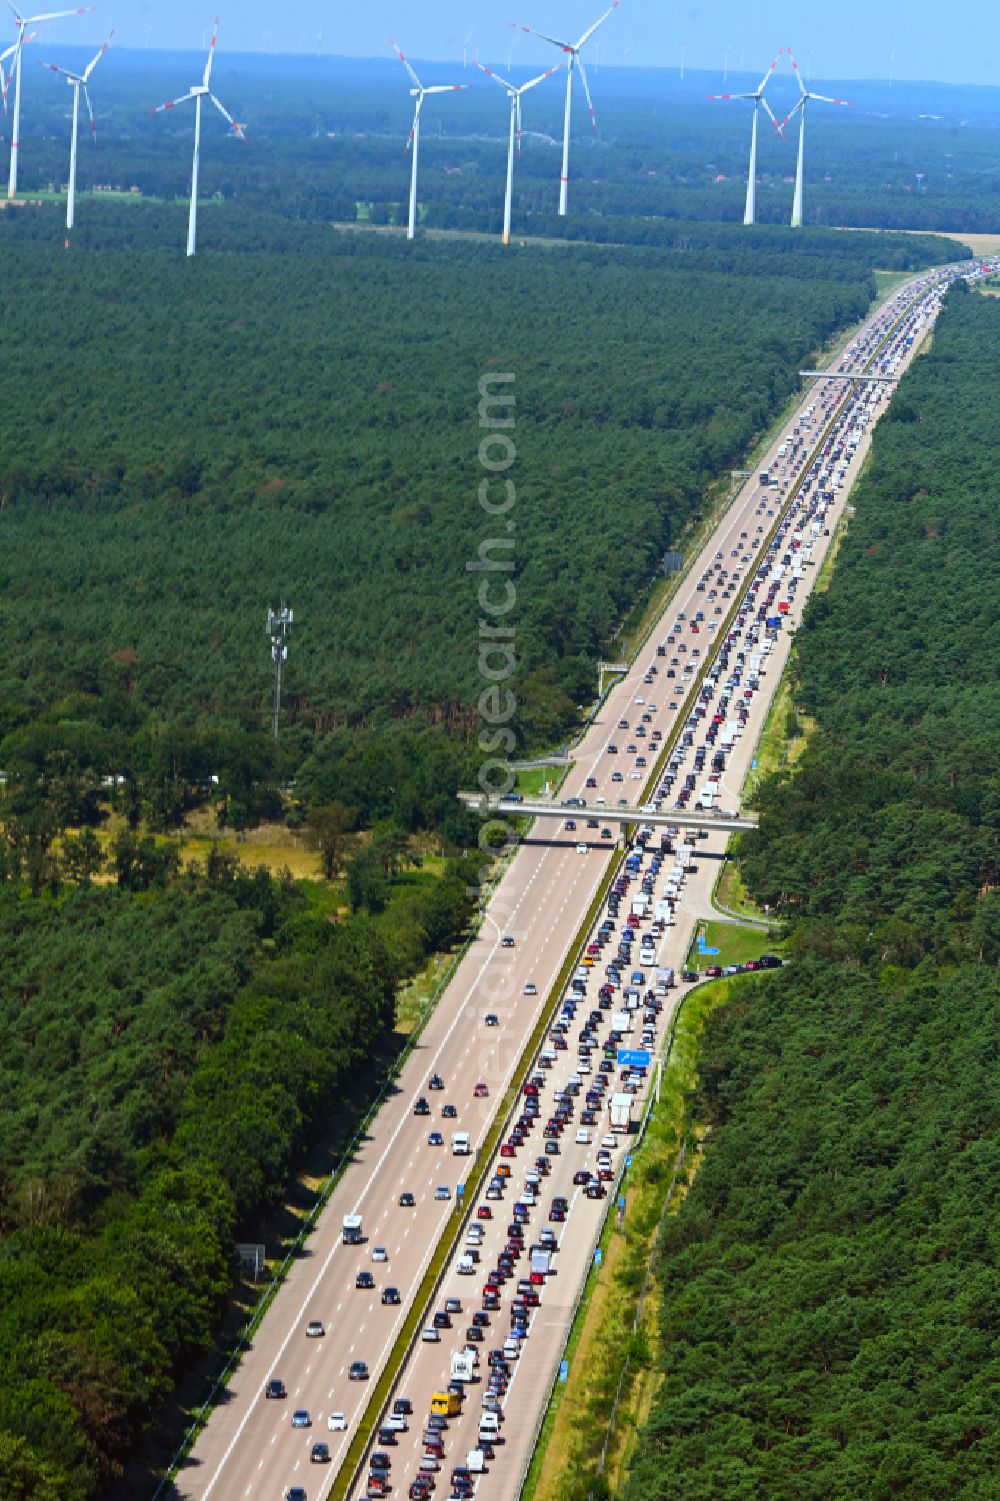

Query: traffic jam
[343,264,972,1501]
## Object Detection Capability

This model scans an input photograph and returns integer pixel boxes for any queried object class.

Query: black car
[310,1442,331,1463]
[399,1191,415,1207]
[758,954,783,969]
[414,1097,431,1116]
[429,1073,445,1090]
[392,1397,412,1415]
[356,1271,375,1290]
[265,1377,286,1400]
[382,1286,401,1305]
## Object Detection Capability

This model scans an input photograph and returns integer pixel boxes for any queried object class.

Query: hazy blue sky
[24,1,1000,88]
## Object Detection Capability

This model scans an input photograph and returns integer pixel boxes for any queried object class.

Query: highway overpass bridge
[458,791,759,835]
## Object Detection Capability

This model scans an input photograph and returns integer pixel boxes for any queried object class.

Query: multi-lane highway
[168,260,979,1501]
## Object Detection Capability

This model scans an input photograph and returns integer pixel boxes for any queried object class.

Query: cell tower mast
[267,603,293,738]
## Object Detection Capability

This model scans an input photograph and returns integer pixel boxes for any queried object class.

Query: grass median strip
[331,845,625,1501]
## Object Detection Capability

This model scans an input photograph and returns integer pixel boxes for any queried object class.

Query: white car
[421,1326,441,1342]
[372,1246,388,1263]
[434,1185,451,1201]
[327,1411,348,1432]
[523,983,537,996]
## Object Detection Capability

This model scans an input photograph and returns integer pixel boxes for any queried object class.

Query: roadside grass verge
[714,860,767,923]
[523,977,739,1501]
[685,919,783,972]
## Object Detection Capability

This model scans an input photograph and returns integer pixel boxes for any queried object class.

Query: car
[564,819,577,832]
[265,1377,287,1399]
[310,1442,331,1464]
[356,1270,375,1290]
[501,935,515,948]
[291,1409,311,1428]
[759,953,784,969]
[399,1190,415,1207]
[474,1081,489,1098]
[523,983,537,996]
[348,1361,369,1380]
[372,1245,388,1262]
[286,1490,307,1501]
[485,1013,499,1027]
[428,1131,444,1146]
[414,1097,431,1116]
[445,1296,463,1314]
[371,1452,392,1472]
[409,1484,433,1500]
[305,1321,324,1339]
[421,1326,441,1342]
[434,1185,452,1201]
[381,1282,403,1305]
[328,1410,348,1430]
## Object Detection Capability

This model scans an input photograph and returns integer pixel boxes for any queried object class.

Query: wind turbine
[475,59,559,245]
[390,38,468,242]
[462,27,474,68]
[708,50,784,226]
[782,50,853,227]
[5,3,94,199]
[39,29,110,230]
[150,17,245,258]
[511,2,619,217]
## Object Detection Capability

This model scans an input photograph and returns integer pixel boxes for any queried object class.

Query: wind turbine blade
[475,60,515,93]
[707,91,756,100]
[518,65,560,95]
[203,15,219,88]
[810,92,853,106]
[39,59,79,79]
[761,96,784,137]
[390,37,422,91]
[210,92,245,136]
[786,48,807,97]
[82,29,111,82]
[516,93,522,156]
[423,83,469,94]
[405,95,422,150]
[511,21,574,52]
[756,48,782,95]
[149,91,197,114]
[575,0,620,51]
[82,80,96,142]
[778,98,804,132]
[23,5,94,22]
[576,55,597,127]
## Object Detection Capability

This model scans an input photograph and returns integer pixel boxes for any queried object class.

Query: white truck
[656,966,675,989]
[630,894,649,918]
[611,1010,632,1035]
[451,1350,476,1382]
[530,1247,552,1277]
[698,784,717,809]
[609,1092,634,1131]
[342,1214,363,1245]
[451,1131,471,1155]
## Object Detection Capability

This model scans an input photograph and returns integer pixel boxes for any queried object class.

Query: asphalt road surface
[169,264,964,1501]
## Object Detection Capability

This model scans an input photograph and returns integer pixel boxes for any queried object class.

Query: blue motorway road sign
[559,1360,569,1383]
[617,1048,651,1068]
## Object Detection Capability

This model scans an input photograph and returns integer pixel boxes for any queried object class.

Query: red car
[477,1206,493,1220]
[500,1144,516,1158]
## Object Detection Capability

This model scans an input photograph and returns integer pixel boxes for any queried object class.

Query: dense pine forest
[621,286,999,1501]
[0,210,959,841]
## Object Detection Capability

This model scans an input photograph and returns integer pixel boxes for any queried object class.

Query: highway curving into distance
[167,259,986,1501]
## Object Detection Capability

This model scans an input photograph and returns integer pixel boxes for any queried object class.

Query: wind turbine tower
[40,29,111,231]
[782,50,853,227]
[511,2,619,217]
[390,38,468,241]
[6,3,94,199]
[149,17,246,258]
[709,51,784,225]
[475,59,559,245]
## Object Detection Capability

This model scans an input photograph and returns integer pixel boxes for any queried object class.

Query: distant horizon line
[30,41,999,94]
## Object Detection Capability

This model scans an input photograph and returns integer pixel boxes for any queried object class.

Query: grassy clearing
[524,977,739,1501]
[714,859,766,922]
[873,268,915,300]
[515,765,562,797]
[686,919,782,971]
